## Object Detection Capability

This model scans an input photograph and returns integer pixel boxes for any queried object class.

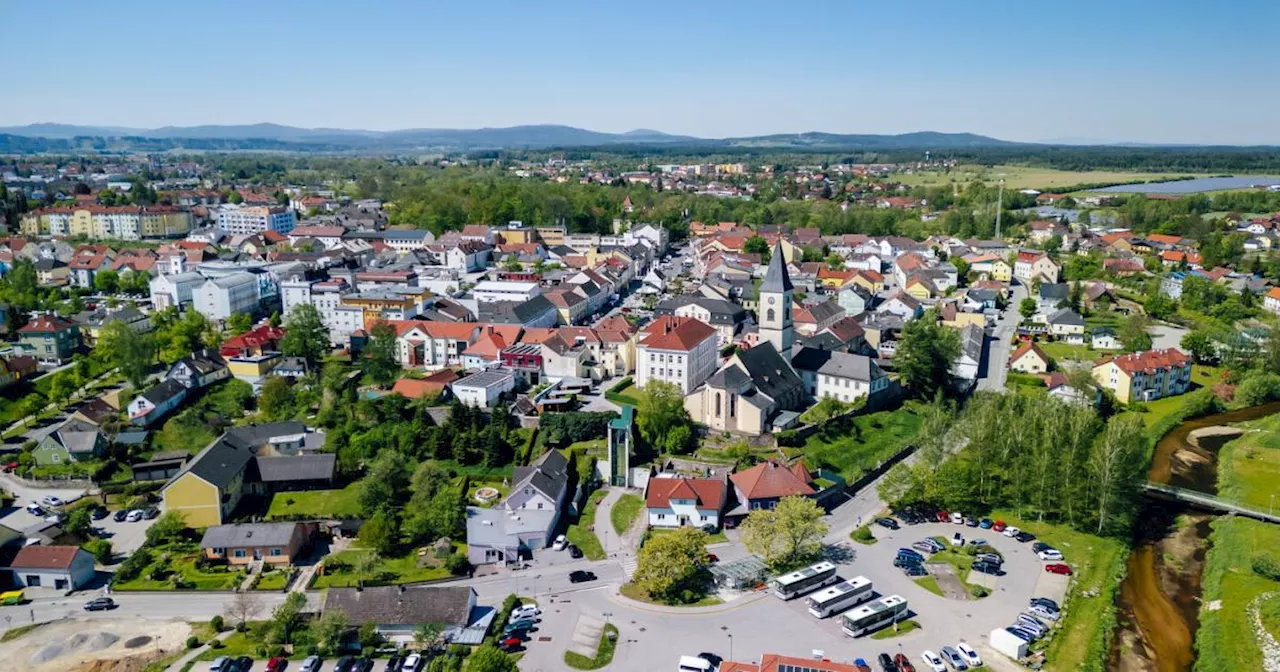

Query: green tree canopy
[739,496,828,570]
[894,309,962,399]
[280,303,330,364]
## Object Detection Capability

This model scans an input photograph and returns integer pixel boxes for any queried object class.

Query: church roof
[760,241,793,293]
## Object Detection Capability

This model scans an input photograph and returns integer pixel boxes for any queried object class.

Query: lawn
[251,569,291,591]
[312,545,462,588]
[787,403,924,481]
[1217,414,1280,511]
[869,619,921,639]
[1197,517,1280,672]
[648,527,729,545]
[468,479,511,508]
[564,622,619,670]
[564,487,606,561]
[914,576,943,596]
[1037,340,1102,365]
[113,550,244,591]
[604,379,644,407]
[265,480,363,520]
[610,494,644,536]
[618,582,723,607]
[1137,393,1195,429]
[988,510,1129,672]
[890,164,1202,191]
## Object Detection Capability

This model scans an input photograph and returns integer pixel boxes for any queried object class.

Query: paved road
[977,282,1028,393]
[1149,322,1188,350]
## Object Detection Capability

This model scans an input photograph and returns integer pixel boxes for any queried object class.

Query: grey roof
[966,288,999,303]
[452,369,514,391]
[52,419,101,455]
[142,379,188,406]
[1047,308,1086,326]
[790,347,884,383]
[1092,327,1116,337]
[734,341,803,401]
[1039,283,1069,300]
[165,422,311,491]
[253,454,335,482]
[510,449,570,503]
[959,324,984,362]
[654,295,747,325]
[200,522,301,549]
[324,585,475,627]
[466,506,556,546]
[798,332,847,351]
[705,364,752,389]
[760,241,794,293]
[477,295,555,325]
[800,300,844,323]
[208,273,258,289]
[114,430,149,446]
[384,229,430,241]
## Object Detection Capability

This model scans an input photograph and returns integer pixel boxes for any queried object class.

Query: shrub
[852,526,875,543]
[210,615,224,632]
[114,547,152,582]
[186,636,199,649]
[444,552,470,575]
[209,639,224,649]
[1252,554,1280,581]
[775,429,801,447]
[969,585,990,598]
[1236,372,1280,406]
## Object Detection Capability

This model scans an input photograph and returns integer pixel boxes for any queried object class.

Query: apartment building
[635,316,718,394]
[21,206,193,240]
[216,206,296,236]
[193,274,261,321]
[1092,348,1192,404]
[280,278,364,345]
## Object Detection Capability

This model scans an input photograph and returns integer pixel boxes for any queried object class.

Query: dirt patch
[0,618,191,672]
[927,563,971,601]
[1187,426,1244,450]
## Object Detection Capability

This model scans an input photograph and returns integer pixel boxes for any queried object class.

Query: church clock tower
[758,240,794,354]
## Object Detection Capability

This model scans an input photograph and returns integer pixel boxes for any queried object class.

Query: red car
[992,520,1007,533]
[936,510,950,523]
[499,635,524,650]
[265,657,287,672]
[1045,563,1073,575]
[706,553,719,563]
[894,653,917,672]
[1,462,16,473]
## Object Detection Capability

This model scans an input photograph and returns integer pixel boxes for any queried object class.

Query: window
[233,549,246,558]
[270,548,282,556]
[658,513,666,519]
[766,308,775,323]
[714,392,722,418]
[700,515,708,521]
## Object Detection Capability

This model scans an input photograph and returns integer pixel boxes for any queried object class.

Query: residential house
[645,476,727,529]
[74,306,151,347]
[220,323,285,380]
[1046,308,1087,342]
[1266,287,1280,315]
[466,450,570,564]
[32,419,106,466]
[836,284,872,316]
[390,370,458,400]
[729,459,816,513]
[449,369,516,409]
[875,292,923,320]
[322,586,479,644]
[32,258,70,286]
[1043,371,1095,407]
[654,296,748,347]
[166,349,230,390]
[200,522,311,566]
[1009,342,1050,374]
[127,379,189,427]
[150,271,206,310]
[476,295,558,329]
[5,546,96,591]
[18,314,80,364]
[951,323,984,381]
[1014,250,1060,284]
[793,300,846,338]
[790,347,888,404]
[1092,348,1192,404]
[1092,328,1121,350]
[636,316,719,394]
[0,355,37,391]
[193,273,262,321]
[1037,283,1070,313]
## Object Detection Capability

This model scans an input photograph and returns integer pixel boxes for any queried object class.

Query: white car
[956,642,982,667]
[125,509,145,522]
[552,534,568,551]
[1002,526,1021,538]
[950,532,964,547]
[41,496,64,508]
[1038,549,1064,561]
[44,513,63,524]
[25,503,43,516]
[401,653,422,671]
[950,512,963,524]
[1029,604,1061,621]
[510,605,541,621]
[921,650,947,672]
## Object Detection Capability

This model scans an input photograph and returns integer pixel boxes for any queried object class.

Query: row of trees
[879,393,1149,535]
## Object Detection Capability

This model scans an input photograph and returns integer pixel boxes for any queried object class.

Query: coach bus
[840,595,909,637]
[806,576,874,618]
[771,561,838,600]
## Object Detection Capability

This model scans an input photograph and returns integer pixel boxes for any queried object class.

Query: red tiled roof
[730,460,816,501]
[645,477,726,512]
[1098,348,1190,375]
[220,324,284,356]
[1267,287,1280,301]
[19,314,77,333]
[1010,341,1048,366]
[391,370,458,399]
[721,654,863,672]
[639,316,716,352]
[1147,233,1184,245]
[10,545,82,570]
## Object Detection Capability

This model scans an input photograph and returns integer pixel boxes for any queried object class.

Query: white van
[678,655,715,672]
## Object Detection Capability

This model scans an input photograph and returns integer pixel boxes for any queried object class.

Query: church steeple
[758,241,793,354]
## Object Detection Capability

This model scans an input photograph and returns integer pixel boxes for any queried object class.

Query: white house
[1266,287,1280,315]
[149,271,206,310]
[790,347,889,404]
[449,369,515,409]
[193,273,261,321]
[473,281,542,304]
[644,476,727,530]
[635,316,719,394]
[6,545,97,591]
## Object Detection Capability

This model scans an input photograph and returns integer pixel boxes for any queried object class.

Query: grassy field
[891,164,1202,191]
[265,481,363,520]
[1037,340,1102,364]
[113,550,244,591]
[251,569,291,591]
[914,576,944,596]
[869,619,921,639]
[787,403,924,481]
[988,510,1129,672]
[563,623,619,670]
[610,494,644,535]
[565,487,606,561]
[648,527,729,544]
[1196,517,1280,672]
[1217,414,1280,511]
[312,544,461,588]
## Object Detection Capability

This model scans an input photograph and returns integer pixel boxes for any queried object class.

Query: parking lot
[519,519,1072,671]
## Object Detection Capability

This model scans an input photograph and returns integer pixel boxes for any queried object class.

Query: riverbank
[1194,414,1280,671]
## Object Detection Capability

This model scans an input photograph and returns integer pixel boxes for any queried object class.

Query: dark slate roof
[324,585,475,627]
[705,364,752,389]
[653,295,747,325]
[1039,283,1069,300]
[142,379,188,406]
[1047,308,1086,326]
[252,454,336,482]
[760,241,793,293]
[476,295,555,325]
[791,346,883,383]
[200,522,301,549]
[797,332,847,352]
[511,449,570,502]
[736,341,803,401]
[165,422,311,490]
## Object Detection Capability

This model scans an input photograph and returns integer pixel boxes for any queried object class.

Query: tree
[268,592,307,644]
[1089,414,1147,535]
[281,304,330,364]
[739,496,828,569]
[1119,314,1153,352]
[97,319,154,388]
[631,526,709,602]
[1068,281,1084,314]
[49,369,80,404]
[414,623,443,652]
[359,510,397,555]
[462,646,518,672]
[1180,330,1216,364]
[363,321,399,387]
[84,537,113,564]
[894,309,962,399]
[636,380,695,453]
[65,506,92,538]
[743,235,770,262]
[225,591,264,628]
[145,511,188,545]
[259,376,295,421]
[93,270,119,295]
[1018,298,1037,320]
[226,312,253,335]
[313,610,348,656]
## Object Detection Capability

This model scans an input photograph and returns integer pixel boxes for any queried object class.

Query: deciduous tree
[631,526,709,602]
[894,309,961,399]
[739,496,828,570]
[281,304,330,364]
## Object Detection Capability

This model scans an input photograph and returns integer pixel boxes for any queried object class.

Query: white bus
[841,595,909,637]
[772,561,839,600]
[806,576,874,618]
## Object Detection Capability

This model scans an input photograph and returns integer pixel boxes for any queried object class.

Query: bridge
[1142,482,1280,524]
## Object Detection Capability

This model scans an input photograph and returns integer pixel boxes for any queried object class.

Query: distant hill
[0,122,1019,151]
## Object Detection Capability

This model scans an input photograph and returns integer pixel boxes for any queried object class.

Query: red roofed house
[220,323,286,379]
[1265,287,1280,315]
[18,313,81,364]
[7,545,96,590]
[390,369,459,400]
[720,654,864,672]
[1092,348,1191,404]
[1009,342,1050,374]
[644,476,727,529]
[729,459,816,513]
[635,316,719,394]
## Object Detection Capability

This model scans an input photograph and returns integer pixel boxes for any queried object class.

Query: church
[684,241,808,435]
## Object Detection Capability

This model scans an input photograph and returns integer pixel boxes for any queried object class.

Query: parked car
[125,509,144,522]
[956,643,982,667]
[894,652,917,672]
[91,506,108,520]
[992,520,1007,532]
[84,597,115,611]
[940,646,967,670]
[1045,563,1073,575]
[568,544,583,559]
[977,553,1003,565]
[401,652,423,671]
[569,570,597,583]
[1032,541,1051,553]
[265,657,287,672]
[385,655,404,671]
[44,513,63,524]
[143,507,160,520]
[1029,604,1061,621]
[853,658,873,672]
[299,656,323,672]
[936,510,950,523]
[923,538,945,552]
[898,547,924,560]
[1038,549,1064,561]
[1015,531,1036,543]
[949,512,963,525]
[877,653,897,672]
[911,541,937,554]
[876,517,900,530]
[354,658,374,672]
[967,538,987,547]
[510,605,541,621]
[504,618,536,634]
[902,564,928,577]
[971,561,1001,576]
[24,503,43,516]
[208,657,231,672]
[1005,626,1037,642]
[113,510,128,522]
[499,636,523,652]
[1030,597,1060,611]
[921,650,947,672]
[232,656,253,672]
[950,532,964,547]
[964,517,979,528]
[41,496,64,508]
[1001,526,1020,538]
[334,656,356,672]
[553,535,568,551]
[978,518,993,529]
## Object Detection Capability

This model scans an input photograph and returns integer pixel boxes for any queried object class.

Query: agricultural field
[893,164,1204,191]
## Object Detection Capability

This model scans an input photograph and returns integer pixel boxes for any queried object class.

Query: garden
[312,542,468,589]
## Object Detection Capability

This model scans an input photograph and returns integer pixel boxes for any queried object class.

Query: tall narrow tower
[758,241,794,354]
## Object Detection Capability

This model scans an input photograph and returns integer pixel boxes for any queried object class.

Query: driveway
[977,282,1028,393]
[1149,322,1188,350]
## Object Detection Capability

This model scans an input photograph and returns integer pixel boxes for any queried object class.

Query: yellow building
[903,277,934,300]
[846,271,885,294]
[1091,349,1192,404]
[943,311,987,331]
[989,259,1013,282]
[19,206,192,240]
[163,470,234,527]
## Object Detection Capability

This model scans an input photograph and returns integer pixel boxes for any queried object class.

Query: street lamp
[721,625,733,661]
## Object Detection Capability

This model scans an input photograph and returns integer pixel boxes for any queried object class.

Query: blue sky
[4,1,1278,144]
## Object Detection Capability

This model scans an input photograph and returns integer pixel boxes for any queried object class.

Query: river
[1109,401,1280,671]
